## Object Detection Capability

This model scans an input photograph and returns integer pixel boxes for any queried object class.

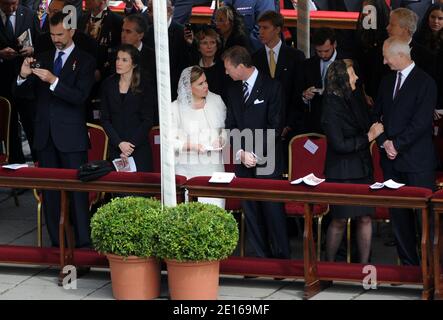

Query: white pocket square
[254,99,264,104]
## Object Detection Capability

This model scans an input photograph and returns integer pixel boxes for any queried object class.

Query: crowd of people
[1,0,442,264]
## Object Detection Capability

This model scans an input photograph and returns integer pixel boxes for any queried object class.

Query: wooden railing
[0,168,438,299]
[185,176,433,299]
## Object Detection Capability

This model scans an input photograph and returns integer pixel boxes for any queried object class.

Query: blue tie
[5,14,14,41]
[53,51,65,77]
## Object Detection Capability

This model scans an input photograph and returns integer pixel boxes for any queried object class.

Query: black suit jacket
[224,71,284,178]
[302,51,346,133]
[14,47,96,153]
[321,90,373,180]
[0,5,40,98]
[100,74,154,170]
[328,0,363,11]
[253,44,305,132]
[146,21,191,100]
[375,65,437,173]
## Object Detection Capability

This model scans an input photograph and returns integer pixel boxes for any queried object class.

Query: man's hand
[119,153,129,167]
[20,57,35,78]
[32,68,57,84]
[240,151,257,168]
[0,47,18,60]
[119,141,135,156]
[383,140,398,160]
[302,86,316,101]
[19,46,34,57]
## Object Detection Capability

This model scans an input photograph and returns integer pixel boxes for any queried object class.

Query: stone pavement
[0,189,423,300]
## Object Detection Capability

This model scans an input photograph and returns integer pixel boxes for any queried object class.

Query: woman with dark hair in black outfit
[321,59,384,263]
[354,0,391,103]
[214,5,252,53]
[415,3,443,108]
[100,44,155,172]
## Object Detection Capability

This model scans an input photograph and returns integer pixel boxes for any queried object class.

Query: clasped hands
[20,57,57,84]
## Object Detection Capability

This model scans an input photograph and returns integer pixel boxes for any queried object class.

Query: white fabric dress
[171,91,227,208]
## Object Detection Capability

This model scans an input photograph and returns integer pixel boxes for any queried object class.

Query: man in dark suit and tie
[223,45,290,259]
[302,27,343,133]
[375,36,437,265]
[253,10,305,172]
[15,11,96,248]
[387,7,438,81]
[0,0,40,163]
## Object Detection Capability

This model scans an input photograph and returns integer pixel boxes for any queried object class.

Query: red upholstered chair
[0,96,19,206]
[148,126,160,173]
[34,123,109,247]
[286,133,329,259]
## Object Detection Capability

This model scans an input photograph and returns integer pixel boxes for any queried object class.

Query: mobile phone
[185,23,193,31]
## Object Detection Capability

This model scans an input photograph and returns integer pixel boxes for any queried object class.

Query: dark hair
[312,28,336,47]
[357,0,390,49]
[123,14,148,34]
[49,11,70,27]
[325,59,354,99]
[215,5,248,38]
[221,45,252,68]
[116,44,142,94]
[257,10,284,29]
[415,3,443,54]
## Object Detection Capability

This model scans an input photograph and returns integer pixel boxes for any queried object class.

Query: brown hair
[257,10,284,29]
[117,44,142,94]
[195,27,222,51]
[190,65,205,84]
[221,45,252,67]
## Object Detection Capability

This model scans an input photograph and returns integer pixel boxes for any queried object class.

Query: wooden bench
[0,167,186,283]
[185,176,434,299]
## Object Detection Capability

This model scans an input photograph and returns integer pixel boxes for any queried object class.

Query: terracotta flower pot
[107,254,160,300]
[165,259,220,300]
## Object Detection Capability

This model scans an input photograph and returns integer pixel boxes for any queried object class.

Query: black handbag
[78,160,114,182]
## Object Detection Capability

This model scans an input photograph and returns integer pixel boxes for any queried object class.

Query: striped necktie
[242,81,249,103]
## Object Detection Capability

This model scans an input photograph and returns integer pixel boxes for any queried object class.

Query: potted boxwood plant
[157,202,239,300]
[90,196,162,300]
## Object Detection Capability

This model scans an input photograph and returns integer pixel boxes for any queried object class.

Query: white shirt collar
[243,67,259,92]
[55,42,75,62]
[137,42,143,51]
[321,49,337,65]
[398,62,415,82]
[265,39,282,62]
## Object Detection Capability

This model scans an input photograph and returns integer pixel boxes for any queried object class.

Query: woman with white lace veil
[171,66,227,208]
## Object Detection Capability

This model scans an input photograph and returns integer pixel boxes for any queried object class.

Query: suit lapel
[58,47,77,78]
[275,45,287,79]
[245,72,264,109]
[392,66,417,104]
[14,7,25,38]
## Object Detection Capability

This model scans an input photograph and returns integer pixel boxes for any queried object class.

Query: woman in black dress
[321,59,384,263]
[100,44,155,172]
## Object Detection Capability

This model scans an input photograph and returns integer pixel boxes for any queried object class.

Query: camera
[30,61,42,69]
[185,23,193,31]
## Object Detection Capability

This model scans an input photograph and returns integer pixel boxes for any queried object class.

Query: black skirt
[327,176,375,219]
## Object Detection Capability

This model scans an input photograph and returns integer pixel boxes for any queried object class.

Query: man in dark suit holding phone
[223,45,290,259]
[15,11,96,248]
[375,36,437,265]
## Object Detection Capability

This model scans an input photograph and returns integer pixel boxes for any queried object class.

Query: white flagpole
[297,0,310,58]
[152,0,177,207]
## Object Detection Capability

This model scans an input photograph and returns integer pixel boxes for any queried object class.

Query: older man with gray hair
[387,7,438,80]
[374,36,437,266]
